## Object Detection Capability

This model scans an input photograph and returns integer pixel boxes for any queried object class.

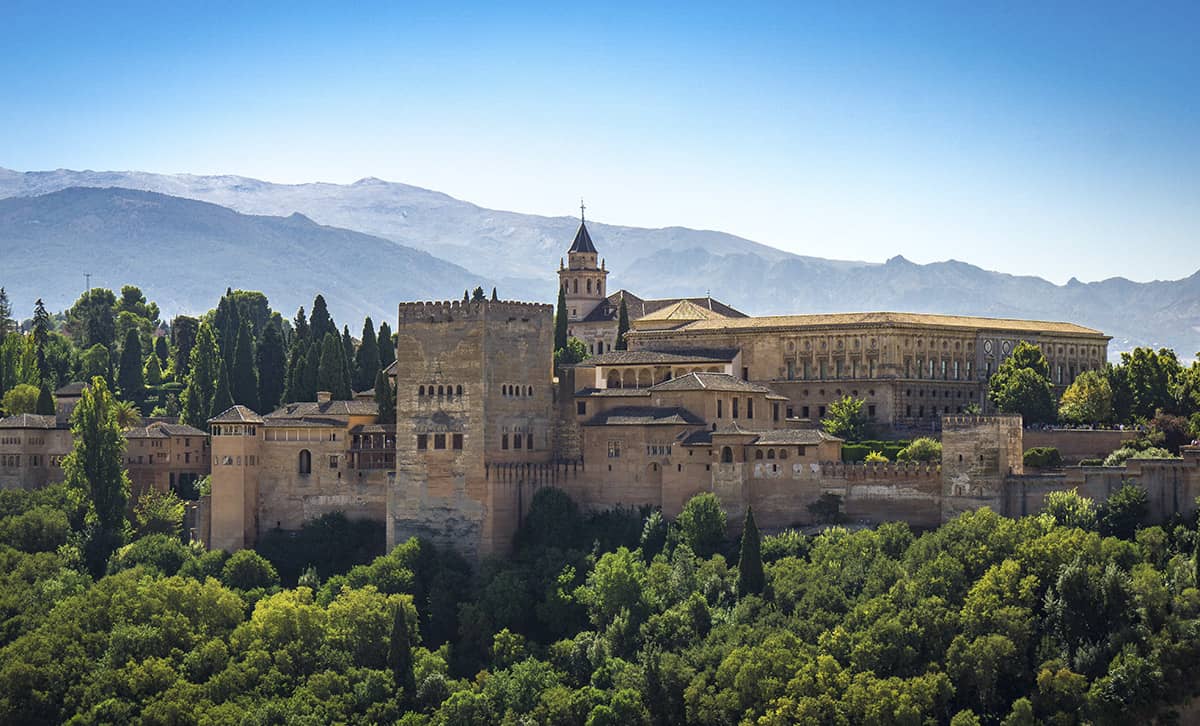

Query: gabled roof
[637,299,730,323]
[581,291,746,324]
[0,413,57,429]
[208,405,265,424]
[583,406,705,426]
[650,372,771,394]
[125,421,208,439]
[266,399,379,418]
[568,220,598,254]
[349,423,397,435]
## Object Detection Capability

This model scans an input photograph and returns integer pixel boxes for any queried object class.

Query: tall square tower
[388,298,555,559]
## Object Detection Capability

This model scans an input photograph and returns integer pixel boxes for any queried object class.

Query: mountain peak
[885,254,913,266]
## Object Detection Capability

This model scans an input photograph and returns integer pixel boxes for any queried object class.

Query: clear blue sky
[2,1,1197,283]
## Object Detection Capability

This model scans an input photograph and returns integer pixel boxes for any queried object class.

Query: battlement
[819,460,942,480]
[941,414,1023,430]
[398,299,553,325]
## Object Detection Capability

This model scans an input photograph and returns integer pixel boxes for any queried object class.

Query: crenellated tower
[558,200,609,322]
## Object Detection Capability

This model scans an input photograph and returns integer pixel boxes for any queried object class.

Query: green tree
[256,318,286,412]
[554,286,569,354]
[154,335,169,369]
[341,324,356,394]
[317,333,351,400]
[378,321,395,369]
[79,343,112,386]
[355,317,380,392]
[677,492,726,558]
[133,488,185,537]
[807,492,846,524]
[230,322,259,411]
[1099,483,1149,539]
[210,363,234,419]
[989,341,1056,424]
[821,395,868,440]
[471,286,486,302]
[897,437,942,462]
[554,337,590,369]
[143,352,162,387]
[169,315,199,378]
[374,369,396,424]
[180,322,220,427]
[2,383,39,415]
[302,339,322,400]
[388,602,417,702]
[65,287,117,349]
[1042,489,1097,530]
[615,297,630,351]
[309,294,336,341]
[221,549,279,590]
[64,377,131,576]
[114,284,159,324]
[212,291,241,375]
[31,298,52,384]
[35,383,54,416]
[1058,369,1113,424]
[116,328,145,406]
[737,506,765,596]
[0,287,13,339]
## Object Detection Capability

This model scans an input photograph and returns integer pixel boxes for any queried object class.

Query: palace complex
[3,215,1198,559]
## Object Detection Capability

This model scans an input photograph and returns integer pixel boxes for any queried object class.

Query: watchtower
[940,414,1023,521]
[388,298,555,559]
[557,201,609,322]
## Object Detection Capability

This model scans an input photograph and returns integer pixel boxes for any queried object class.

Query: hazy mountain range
[0,167,1197,358]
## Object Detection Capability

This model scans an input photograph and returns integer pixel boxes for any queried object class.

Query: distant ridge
[0,168,1197,357]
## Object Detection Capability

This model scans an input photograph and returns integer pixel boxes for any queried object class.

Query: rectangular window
[746,398,753,419]
[818,405,826,418]
[717,399,723,418]
[577,401,587,415]
[526,433,534,450]
[797,446,807,457]
[773,403,780,422]
[732,398,739,419]
[184,452,190,463]
[502,434,508,449]
[452,434,463,450]
[787,360,795,380]
[801,405,810,418]
[820,361,827,378]
[417,434,428,450]
[434,434,446,449]
[607,440,621,458]
[835,359,843,378]
[868,404,876,418]
[742,366,749,381]
[513,434,522,449]
[329,455,338,469]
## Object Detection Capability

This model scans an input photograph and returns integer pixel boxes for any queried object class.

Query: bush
[0,505,70,553]
[1079,458,1104,467]
[109,534,192,575]
[1023,447,1063,469]
[864,450,889,463]
[841,440,909,463]
[897,437,942,463]
[1103,446,1176,467]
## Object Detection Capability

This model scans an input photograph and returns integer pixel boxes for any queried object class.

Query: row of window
[417,433,465,451]
[715,397,775,421]
[0,436,46,446]
[501,384,535,397]
[500,433,536,450]
[418,384,464,398]
[263,429,338,442]
[905,405,972,418]
[562,278,604,296]
[647,444,672,456]
[786,359,880,380]
[212,425,257,437]
[0,436,21,445]
[215,455,262,466]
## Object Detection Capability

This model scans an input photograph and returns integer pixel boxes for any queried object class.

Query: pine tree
[378,322,395,369]
[491,287,498,301]
[471,286,486,302]
[180,322,220,427]
[231,322,259,411]
[341,325,356,394]
[374,369,395,423]
[0,287,14,339]
[615,297,630,351]
[257,320,286,412]
[737,506,765,597]
[388,603,416,702]
[317,333,350,400]
[32,298,52,383]
[64,377,131,577]
[554,286,569,353]
[35,383,54,415]
[309,294,335,341]
[116,328,146,405]
[210,363,234,419]
[355,317,380,393]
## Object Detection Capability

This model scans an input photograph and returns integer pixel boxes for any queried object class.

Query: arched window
[438,385,444,396]
[587,279,592,293]
[573,279,578,294]
[767,449,776,459]
[418,385,424,396]
[755,449,764,460]
[721,446,733,464]
[298,449,312,475]
[779,449,788,460]
[456,385,463,395]
[607,371,621,389]
[527,385,533,396]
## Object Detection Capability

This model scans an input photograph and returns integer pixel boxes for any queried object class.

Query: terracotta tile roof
[208,405,266,424]
[0,413,57,429]
[263,418,341,428]
[635,299,730,323]
[667,311,1105,336]
[54,381,86,396]
[752,429,842,445]
[575,349,739,366]
[581,291,746,323]
[650,372,774,394]
[265,399,379,418]
[576,388,652,398]
[350,423,397,434]
[125,421,207,439]
[583,406,705,426]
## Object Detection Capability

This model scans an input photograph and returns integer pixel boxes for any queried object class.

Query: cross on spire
[580,198,586,223]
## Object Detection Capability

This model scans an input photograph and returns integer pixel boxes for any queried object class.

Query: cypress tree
[737,506,765,597]
[169,315,199,379]
[281,340,305,404]
[32,298,52,383]
[302,342,321,401]
[154,335,169,368]
[355,317,380,393]
[231,322,259,411]
[144,353,162,387]
[35,383,54,415]
[293,306,310,343]
[309,295,335,341]
[213,293,240,374]
[210,362,234,419]
[116,328,146,405]
[462,290,469,304]
[554,286,569,353]
[257,320,286,412]
[388,603,416,702]
[491,287,498,301]
[378,322,395,369]
[180,322,220,427]
[374,369,395,423]
[615,297,630,351]
[317,333,350,399]
[64,377,131,576]
[0,287,13,339]
[341,325,356,394]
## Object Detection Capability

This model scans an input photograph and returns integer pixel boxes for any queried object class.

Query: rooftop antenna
[85,273,91,292]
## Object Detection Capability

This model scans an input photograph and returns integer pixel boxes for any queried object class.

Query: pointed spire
[568,198,597,254]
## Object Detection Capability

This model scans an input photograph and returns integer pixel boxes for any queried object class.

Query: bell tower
[558,200,608,322]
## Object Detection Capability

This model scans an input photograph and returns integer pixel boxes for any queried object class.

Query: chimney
[316,391,332,403]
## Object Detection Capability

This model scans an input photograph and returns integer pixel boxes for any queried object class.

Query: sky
[2,1,1197,284]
